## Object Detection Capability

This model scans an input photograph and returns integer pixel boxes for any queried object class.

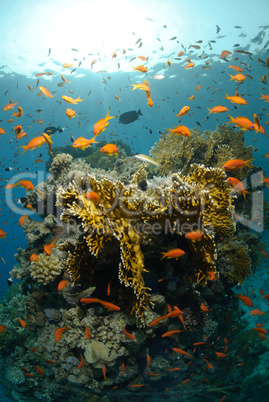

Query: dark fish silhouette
[119,109,142,124]
[43,126,64,135]
[137,180,148,191]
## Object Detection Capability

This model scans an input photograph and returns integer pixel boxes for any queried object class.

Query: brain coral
[30,253,63,285]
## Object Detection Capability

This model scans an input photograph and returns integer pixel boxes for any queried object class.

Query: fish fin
[137,109,142,115]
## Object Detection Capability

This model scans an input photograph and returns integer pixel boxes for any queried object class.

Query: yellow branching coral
[56,163,235,326]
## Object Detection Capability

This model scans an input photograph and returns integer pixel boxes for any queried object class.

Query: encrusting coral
[56,163,235,326]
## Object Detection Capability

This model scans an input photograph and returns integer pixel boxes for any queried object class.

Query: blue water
[1,1,269,401]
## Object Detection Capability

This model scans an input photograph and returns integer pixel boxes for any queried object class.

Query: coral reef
[56,163,235,325]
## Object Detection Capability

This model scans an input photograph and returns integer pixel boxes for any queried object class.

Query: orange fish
[100,143,118,157]
[121,362,125,375]
[94,110,114,136]
[172,348,194,359]
[200,303,212,313]
[61,95,85,104]
[0,229,7,239]
[85,326,91,339]
[16,131,27,140]
[176,106,190,119]
[131,82,151,94]
[36,365,44,375]
[107,281,111,296]
[185,62,195,69]
[130,384,147,388]
[18,318,26,328]
[185,231,203,241]
[224,93,247,105]
[166,125,190,137]
[122,326,136,341]
[133,65,148,73]
[44,238,57,255]
[216,352,228,358]
[249,309,266,316]
[66,108,76,119]
[258,173,269,187]
[54,326,67,342]
[39,86,54,98]
[235,293,253,307]
[102,364,107,380]
[228,65,244,72]
[148,315,167,327]
[85,192,99,202]
[227,177,250,201]
[61,75,70,83]
[0,325,6,332]
[228,115,255,131]
[115,95,121,101]
[259,93,269,102]
[15,180,34,191]
[222,159,253,171]
[80,298,121,311]
[208,105,228,114]
[18,213,26,227]
[162,330,183,337]
[30,254,39,261]
[220,50,232,59]
[14,125,22,134]
[12,106,23,118]
[146,354,151,370]
[229,73,246,82]
[196,85,201,92]
[77,353,84,368]
[73,136,98,150]
[203,358,214,369]
[161,248,185,260]
[147,96,154,107]
[19,135,46,154]
[3,101,17,111]
[63,63,73,68]
[0,127,5,135]
[57,280,69,290]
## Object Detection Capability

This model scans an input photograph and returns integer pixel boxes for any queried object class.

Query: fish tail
[19,146,27,154]
[106,110,114,121]
[229,74,234,80]
[160,253,166,260]
[242,190,251,201]
[223,92,229,99]
[245,159,254,168]
[227,115,234,124]
[207,107,212,114]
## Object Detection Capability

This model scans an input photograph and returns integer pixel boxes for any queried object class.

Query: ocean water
[0,0,269,401]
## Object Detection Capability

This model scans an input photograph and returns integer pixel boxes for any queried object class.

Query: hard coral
[30,253,63,285]
[150,124,253,179]
[84,341,117,368]
[56,163,235,325]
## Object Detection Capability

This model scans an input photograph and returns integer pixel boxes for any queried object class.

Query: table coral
[56,163,235,326]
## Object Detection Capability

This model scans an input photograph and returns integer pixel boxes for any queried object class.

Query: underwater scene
[1,0,269,401]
